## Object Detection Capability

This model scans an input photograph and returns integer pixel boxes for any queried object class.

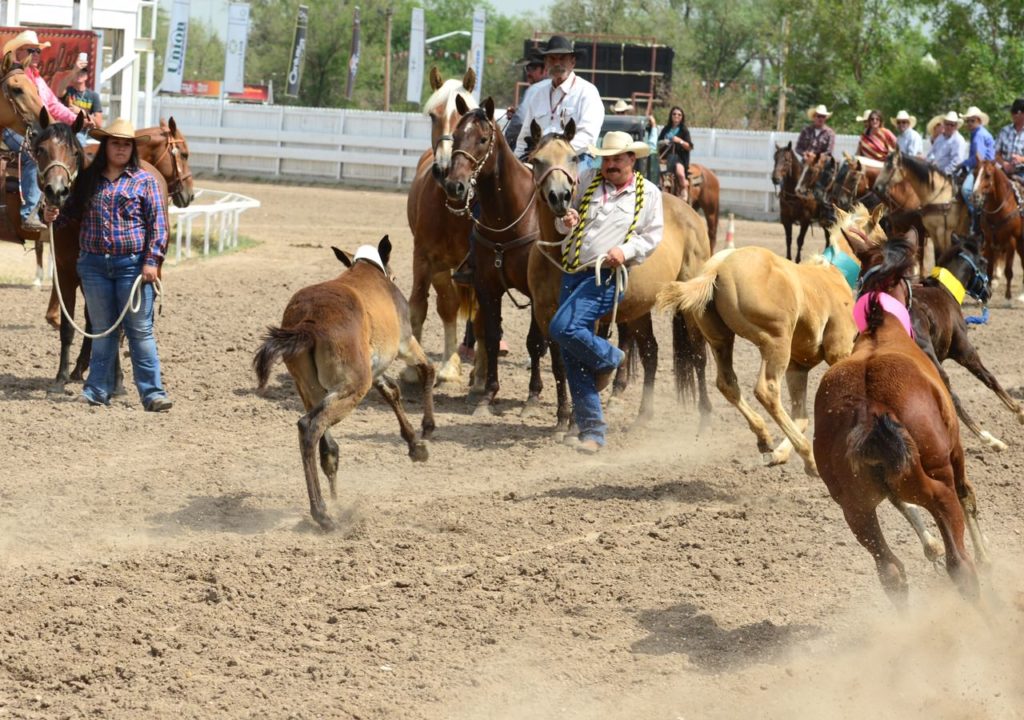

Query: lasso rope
[48,223,162,339]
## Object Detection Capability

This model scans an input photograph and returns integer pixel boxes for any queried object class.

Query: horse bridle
[835,163,866,208]
[152,128,192,199]
[444,116,497,217]
[954,251,991,301]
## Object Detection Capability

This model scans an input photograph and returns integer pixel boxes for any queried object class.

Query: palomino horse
[656,205,886,475]
[874,148,968,268]
[405,67,477,384]
[903,232,1023,449]
[253,237,435,532]
[687,164,721,251]
[443,97,561,419]
[814,231,988,607]
[971,159,1024,302]
[528,120,713,428]
[771,142,818,262]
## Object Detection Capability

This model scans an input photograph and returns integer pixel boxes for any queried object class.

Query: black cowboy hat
[516,48,545,68]
[1009,98,1024,114]
[541,35,580,56]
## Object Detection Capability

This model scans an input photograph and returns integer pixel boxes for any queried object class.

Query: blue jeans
[549,269,625,445]
[77,252,168,407]
[962,170,975,209]
[2,128,39,221]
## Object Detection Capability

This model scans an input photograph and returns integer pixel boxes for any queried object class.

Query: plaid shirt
[78,167,168,267]
[995,123,1024,168]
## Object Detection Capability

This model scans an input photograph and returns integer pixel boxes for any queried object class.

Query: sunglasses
[26,48,41,55]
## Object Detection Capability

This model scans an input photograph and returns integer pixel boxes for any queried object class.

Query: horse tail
[847,410,917,491]
[655,248,734,316]
[671,310,705,403]
[457,284,476,322]
[253,325,321,390]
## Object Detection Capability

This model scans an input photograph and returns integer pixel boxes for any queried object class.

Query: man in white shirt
[512,35,604,166]
[891,110,923,157]
[926,111,968,175]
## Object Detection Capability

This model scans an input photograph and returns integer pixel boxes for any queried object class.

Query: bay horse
[874,148,968,268]
[687,163,721,251]
[405,67,477,385]
[971,159,1024,302]
[656,205,886,475]
[903,232,1023,450]
[814,230,988,607]
[443,97,560,418]
[253,237,435,532]
[771,142,818,262]
[528,120,713,429]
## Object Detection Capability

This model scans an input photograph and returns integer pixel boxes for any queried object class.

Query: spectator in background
[926,111,968,175]
[503,49,546,150]
[855,109,897,161]
[994,97,1024,183]
[795,104,836,164]
[611,99,658,180]
[959,106,995,233]
[926,115,944,144]
[657,105,693,201]
[64,68,103,146]
[891,110,923,157]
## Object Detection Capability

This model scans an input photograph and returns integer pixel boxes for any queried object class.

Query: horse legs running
[951,446,990,568]
[843,506,909,610]
[794,221,811,264]
[913,464,980,600]
[768,364,811,466]
[522,314,549,418]
[297,388,364,531]
[891,500,944,562]
[752,344,817,475]
[375,377,429,462]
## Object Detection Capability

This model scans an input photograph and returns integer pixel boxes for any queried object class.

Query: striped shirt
[995,123,1024,167]
[78,167,168,267]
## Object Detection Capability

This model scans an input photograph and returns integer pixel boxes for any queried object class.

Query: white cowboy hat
[587,131,650,159]
[890,110,917,129]
[88,117,150,144]
[806,104,832,120]
[961,106,989,125]
[610,99,633,113]
[939,110,964,128]
[2,30,51,57]
[855,109,877,123]
[925,114,945,136]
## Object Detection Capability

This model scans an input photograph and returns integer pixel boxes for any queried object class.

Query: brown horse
[971,159,1024,302]
[814,231,988,607]
[528,120,713,429]
[687,164,721,251]
[874,148,968,268]
[405,67,477,385]
[657,205,885,475]
[772,142,818,262]
[253,237,435,532]
[907,233,1024,450]
[443,97,560,418]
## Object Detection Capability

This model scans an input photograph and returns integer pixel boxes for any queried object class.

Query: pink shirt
[26,66,79,125]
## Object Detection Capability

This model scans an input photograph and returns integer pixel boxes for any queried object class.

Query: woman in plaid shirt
[45,119,171,411]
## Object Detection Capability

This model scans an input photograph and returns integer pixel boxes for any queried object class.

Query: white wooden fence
[145,96,886,220]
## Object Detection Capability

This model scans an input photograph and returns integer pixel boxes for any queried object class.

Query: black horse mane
[898,153,935,186]
[861,234,917,333]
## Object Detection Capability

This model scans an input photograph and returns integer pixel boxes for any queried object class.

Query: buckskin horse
[529,119,713,430]
[971,158,1024,302]
[656,205,886,475]
[771,142,818,262]
[405,67,477,385]
[814,229,989,607]
[253,237,435,532]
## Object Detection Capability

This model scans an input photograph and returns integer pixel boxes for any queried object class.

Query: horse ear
[530,119,542,146]
[455,94,469,116]
[564,118,576,143]
[462,67,476,94]
[168,116,177,135]
[786,141,792,150]
[332,246,354,268]
[483,97,494,120]
[0,53,11,76]
[870,202,887,225]
[377,235,392,267]
[39,106,50,129]
[72,110,85,133]
[903,227,919,254]
[429,66,443,91]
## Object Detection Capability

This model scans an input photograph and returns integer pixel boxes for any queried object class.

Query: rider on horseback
[995,98,1024,184]
[959,106,996,234]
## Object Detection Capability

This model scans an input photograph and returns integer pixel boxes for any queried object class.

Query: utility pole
[345,6,361,101]
[776,17,789,132]
[384,6,393,111]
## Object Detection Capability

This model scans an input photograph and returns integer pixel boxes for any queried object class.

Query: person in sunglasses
[1,30,91,232]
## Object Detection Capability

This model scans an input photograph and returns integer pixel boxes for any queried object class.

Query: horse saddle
[687,166,704,187]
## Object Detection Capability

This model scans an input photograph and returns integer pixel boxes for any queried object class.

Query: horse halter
[956,251,990,301]
[445,116,497,217]
[153,129,192,198]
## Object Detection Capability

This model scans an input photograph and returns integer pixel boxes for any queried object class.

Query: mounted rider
[926,111,968,176]
[1,29,90,232]
[994,98,1024,185]
[891,110,923,157]
[958,106,995,233]
[795,104,836,165]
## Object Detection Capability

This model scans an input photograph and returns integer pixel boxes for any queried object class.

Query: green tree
[153,9,226,84]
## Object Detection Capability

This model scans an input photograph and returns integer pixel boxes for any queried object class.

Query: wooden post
[384,7,393,111]
[776,17,789,132]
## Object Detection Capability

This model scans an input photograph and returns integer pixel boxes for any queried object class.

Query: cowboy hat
[939,110,964,128]
[611,99,634,114]
[88,117,150,144]
[2,30,51,57]
[541,35,579,56]
[587,131,650,159]
[855,110,878,123]
[961,106,989,125]
[806,104,832,120]
[890,110,917,129]
[925,115,945,136]
[516,48,545,68]
[1008,98,1024,115]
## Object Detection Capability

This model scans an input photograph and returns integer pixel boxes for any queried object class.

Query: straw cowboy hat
[961,106,989,125]
[806,104,832,120]
[89,117,150,144]
[610,99,634,113]
[925,114,945,136]
[938,110,964,128]
[890,110,917,129]
[2,29,51,57]
[855,109,878,123]
[587,131,650,159]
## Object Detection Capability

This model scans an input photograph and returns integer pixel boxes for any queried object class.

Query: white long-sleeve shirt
[927,131,968,174]
[554,168,663,268]
[513,72,604,156]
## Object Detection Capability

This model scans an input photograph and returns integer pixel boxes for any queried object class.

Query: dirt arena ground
[2,179,1024,719]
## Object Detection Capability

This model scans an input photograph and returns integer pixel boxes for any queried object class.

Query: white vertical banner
[406,7,425,104]
[469,8,485,101]
[223,3,250,94]
[160,0,191,93]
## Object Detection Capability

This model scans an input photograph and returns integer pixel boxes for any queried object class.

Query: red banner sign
[0,26,100,96]
[179,80,270,103]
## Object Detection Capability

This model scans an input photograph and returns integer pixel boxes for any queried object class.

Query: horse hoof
[47,383,66,395]
[520,398,543,418]
[979,431,1008,451]
[803,460,819,477]
[314,514,337,533]
[436,356,463,385]
[472,403,494,418]
[32,279,42,290]
[409,441,429,462]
